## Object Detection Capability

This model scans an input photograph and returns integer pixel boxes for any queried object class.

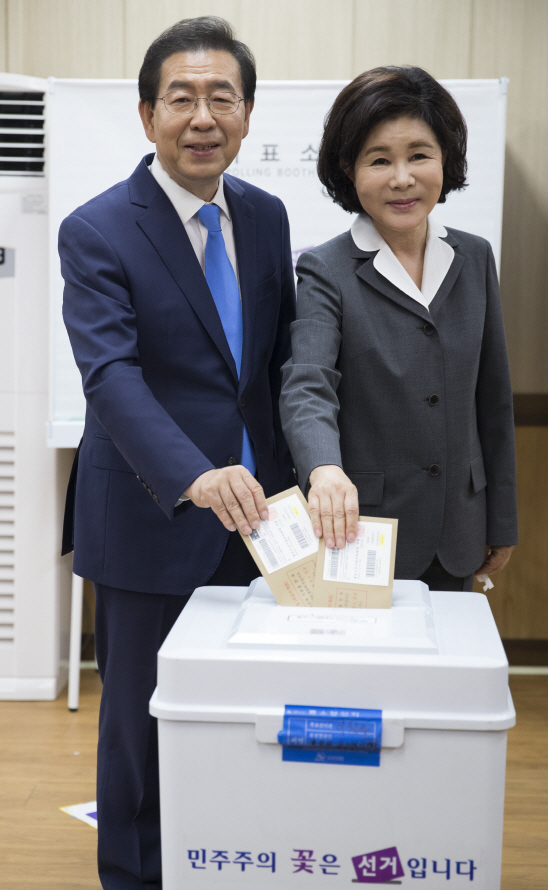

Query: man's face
[139,49,253,201]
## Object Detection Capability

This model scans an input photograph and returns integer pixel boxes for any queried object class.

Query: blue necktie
[197,203,256,476]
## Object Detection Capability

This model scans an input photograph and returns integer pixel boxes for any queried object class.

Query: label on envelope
[248,493,318,574]
[240,487,319,606]
[313,516,398,609]
[323,521,393,587]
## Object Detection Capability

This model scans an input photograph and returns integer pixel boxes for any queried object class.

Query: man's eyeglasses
[156,90,244,116]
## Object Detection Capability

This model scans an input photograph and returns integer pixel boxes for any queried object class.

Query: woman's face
[349,115,445,237]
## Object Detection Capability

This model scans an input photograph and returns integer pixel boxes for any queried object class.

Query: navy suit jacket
[60,155,296,595]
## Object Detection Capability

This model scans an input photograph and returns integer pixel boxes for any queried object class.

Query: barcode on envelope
[366,549,376,578]
[329,548,340,579]
[259,539,279,570]
[289,522,308,550]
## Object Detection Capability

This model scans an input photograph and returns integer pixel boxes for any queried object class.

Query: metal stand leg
[68,572,84,711]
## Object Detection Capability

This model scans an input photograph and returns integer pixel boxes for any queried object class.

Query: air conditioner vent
[0,103,44,116]
[0,91,43,101]
[0,433,14,643]
[0,133,44,143]
[0,90,45,176]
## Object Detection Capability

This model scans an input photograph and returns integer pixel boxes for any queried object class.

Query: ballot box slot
[226,578,438,654]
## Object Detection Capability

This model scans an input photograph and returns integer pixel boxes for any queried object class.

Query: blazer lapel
[352,246,433,324]
[351,231,465,324]
[131,159,238,382]
[224,175,257,395]
[428,230,465,319]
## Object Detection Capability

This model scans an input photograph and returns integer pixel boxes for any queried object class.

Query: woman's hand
[308,465,359,549]
[476,544,515,577]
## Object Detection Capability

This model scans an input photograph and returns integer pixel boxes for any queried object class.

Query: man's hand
[184,466,269,535]
[308,464,359,549]
[476,544,515,577]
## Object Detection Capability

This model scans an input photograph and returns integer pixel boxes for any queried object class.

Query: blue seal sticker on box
[278,705,382,766]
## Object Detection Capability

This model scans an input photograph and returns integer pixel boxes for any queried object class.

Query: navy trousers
[94,532,260,890]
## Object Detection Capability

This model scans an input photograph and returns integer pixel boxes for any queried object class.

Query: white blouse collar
[350,213,455,309]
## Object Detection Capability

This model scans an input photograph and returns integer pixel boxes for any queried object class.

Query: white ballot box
[150,578,515,889]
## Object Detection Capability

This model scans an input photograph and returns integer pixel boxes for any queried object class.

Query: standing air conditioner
[0,73,71,699]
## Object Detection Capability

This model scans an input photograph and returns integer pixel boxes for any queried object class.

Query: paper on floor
[60,801,97,829]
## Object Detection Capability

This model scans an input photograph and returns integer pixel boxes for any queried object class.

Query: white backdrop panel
[47,79,151,440]
[47,78,507,446]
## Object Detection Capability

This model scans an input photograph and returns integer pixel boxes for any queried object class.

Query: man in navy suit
[59,17,295,889]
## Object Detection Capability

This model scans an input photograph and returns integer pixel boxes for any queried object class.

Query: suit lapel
[351,229,465,324]
[224,175,257,395]
[133,176,238,383]
[428,231,465,319]
[353,250,433,324]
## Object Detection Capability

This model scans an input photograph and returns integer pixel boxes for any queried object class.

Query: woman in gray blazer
[280,66,517,591]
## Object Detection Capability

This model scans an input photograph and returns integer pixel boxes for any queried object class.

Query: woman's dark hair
[317,66,468,213]
[138,16,256,107]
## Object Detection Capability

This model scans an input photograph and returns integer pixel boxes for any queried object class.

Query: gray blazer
[279,227,518,579]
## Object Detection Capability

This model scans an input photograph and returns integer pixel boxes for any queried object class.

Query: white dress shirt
[350,213,455,309]
[148,153,240,291]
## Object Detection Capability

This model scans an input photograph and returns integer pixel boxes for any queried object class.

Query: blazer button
[152,494,159,503]
[227,456,237,466]
[429,464,441,476]
[423,323,435,336]
[239,397,246,408]
[428,394,440,406]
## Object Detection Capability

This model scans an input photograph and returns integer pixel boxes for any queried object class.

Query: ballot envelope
[240,486,398,608]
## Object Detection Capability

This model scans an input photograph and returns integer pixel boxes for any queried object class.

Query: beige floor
[0,672,546,889]
[0,670,101,890]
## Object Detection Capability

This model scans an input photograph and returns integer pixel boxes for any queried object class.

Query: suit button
[423,323,435,336]
[239,398,246,408]
[429,464,441,476]
[227,456,237,466]
[152,494,159,503]
[428,394,440,406]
